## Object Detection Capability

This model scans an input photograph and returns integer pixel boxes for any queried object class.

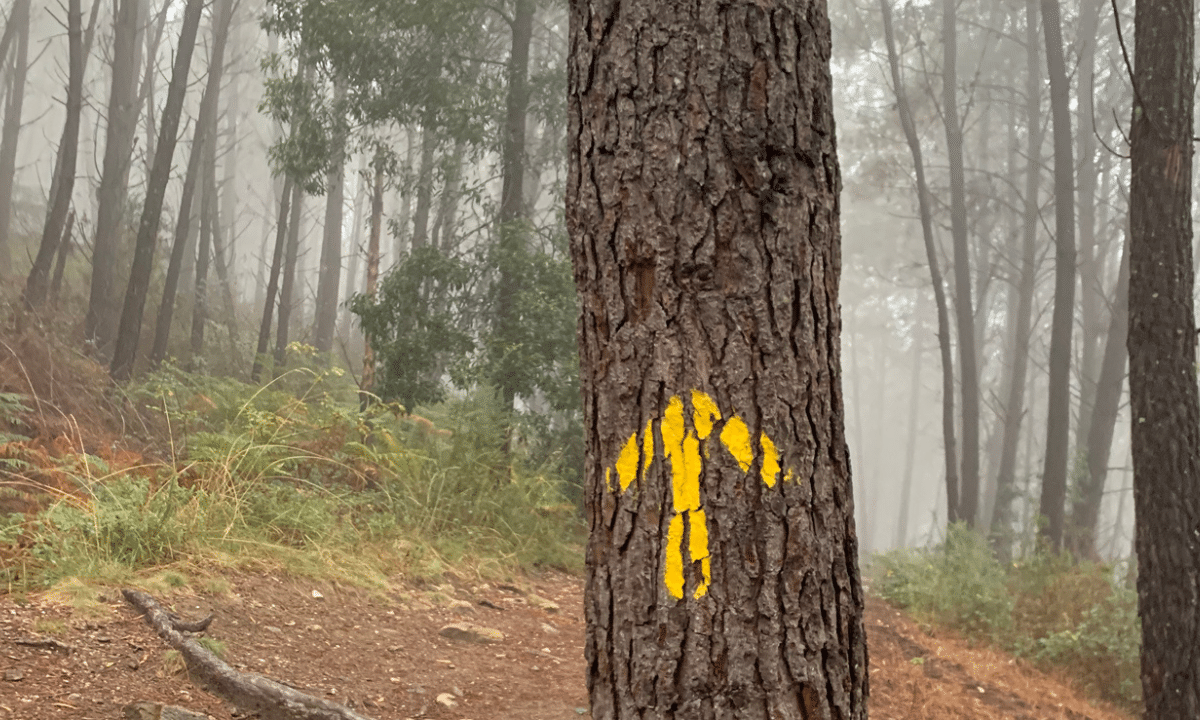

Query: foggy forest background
[0,0,1185,563]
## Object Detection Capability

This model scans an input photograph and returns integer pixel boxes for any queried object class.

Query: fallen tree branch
[122,589,375,720]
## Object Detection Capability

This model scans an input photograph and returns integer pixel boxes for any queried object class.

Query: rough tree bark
[992,0,1042,557]
[940,0,979,528]
[22,0,84,310]
[568,1,868,718]
[0,0,31,273]
[110,0,205,382]
[1036,0,1076,551]
[1127,0,1200,715]
[880,0,959,526]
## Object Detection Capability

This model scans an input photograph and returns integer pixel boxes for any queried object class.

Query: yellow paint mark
[760,432,781,488]
[615,432,640,492]
[720,416,754,471]
[605,467,613,492]
[783,469,794,484]
[689,508,711,598]
[691,390,722,439]
[665,513,686,599]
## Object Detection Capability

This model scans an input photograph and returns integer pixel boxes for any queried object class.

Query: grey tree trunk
[110,0,205,382]
[991,0,1042,558]
[941,0,979,527]
[880,0,959,526]
[0,0,30,273]
[359,152,384,411]
[313,83,347,355]
[1036,0,1076,550]
[251,174,294,384]
[274,181,304,373]
[569,2,868,718]
[23,0,84,309]
[87,0,145,352]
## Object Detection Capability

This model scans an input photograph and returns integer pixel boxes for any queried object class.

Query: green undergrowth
[870,524,1140,710]
[1,358,584,596]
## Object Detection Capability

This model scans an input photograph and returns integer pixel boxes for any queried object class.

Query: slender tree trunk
[1072,0,1103,462]
[87,0,145,352]
[410,112,437,251]
[23,0,84,310]
[314,83,347,355]
[880,0,959,524]
[50,211,74,306]
[1036,0,1076,551]
[359,153,384,411]
[147,0,232,368]
[274,182,304,372]
[138,0,170,180]
[896,288,925,549]
[1128,1,1199,712]
[190,141,215,367]
[251,174,294,383]
[0,0,30,273]
[431,139,465,253]
[571,2,867,715]
[340,156,368,343]
[1068,239,1128,558]
[494,0,535,411]
[207,150,240,366]
[109,0,205,382]
[941,0,979,528]
[992,0,1042,558]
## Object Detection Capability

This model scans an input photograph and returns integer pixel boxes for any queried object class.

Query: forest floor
[0,570,1134,720]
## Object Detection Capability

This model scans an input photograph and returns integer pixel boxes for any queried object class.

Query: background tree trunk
[23,0,84,309]
[251,174,294,383]
[1036,0,1076,550]
[880,0,959,526]
[314,83,348,355]
[941,0,979,528]
[274,182,304,372]
[568,2,868,718]
[359,152,384,411]
[0,0,31,273]
[1127,1,1199,714]
[86,0,145,352]
[110,0,205,382]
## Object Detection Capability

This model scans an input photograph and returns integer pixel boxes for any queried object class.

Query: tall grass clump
[870,523,1140,710]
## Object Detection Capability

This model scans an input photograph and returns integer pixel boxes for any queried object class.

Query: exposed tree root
[122,588,375,720]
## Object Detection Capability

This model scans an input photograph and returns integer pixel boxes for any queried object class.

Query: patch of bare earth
[0,576,1132,720]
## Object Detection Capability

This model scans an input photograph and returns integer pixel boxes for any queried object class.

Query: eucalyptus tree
[0,0,31,272]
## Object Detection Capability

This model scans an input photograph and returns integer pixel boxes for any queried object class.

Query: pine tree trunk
[941,0,979,528]
[23,0,84,310]
[109,0,204,382]
[87,0,145,352]
[1036,0,1076,550]
[569,2,868,718]
[1127,1,1199,713]
[992,0,1042,558]
[0,0,30,273]
[49,211,74,306]
[880,0,959,526]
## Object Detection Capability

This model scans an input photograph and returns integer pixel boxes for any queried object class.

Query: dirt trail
[0,572,1132,720]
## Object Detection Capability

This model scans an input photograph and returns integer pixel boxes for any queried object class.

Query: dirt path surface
[0,573,1132,720]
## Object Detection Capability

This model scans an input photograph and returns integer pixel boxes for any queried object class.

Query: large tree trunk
[1127,1,1199,715]
[880,0,959,526]
[494,0,535,411]
[1036,0,1076,551]
[568,2,868,718]
[0,0,30,273]
[991,0,1042,558]
[313,83,347,355]
[941,0,979,528]
[110,0,205,382]
[22,0,84,309]
[86,0,145,353]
